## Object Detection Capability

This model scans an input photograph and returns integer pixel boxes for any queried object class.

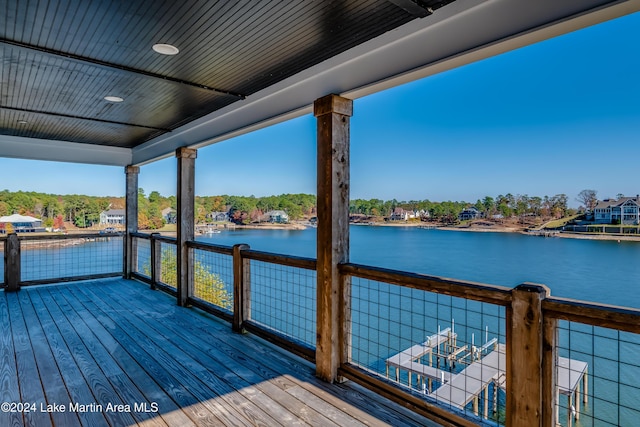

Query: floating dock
[386,328,588,425]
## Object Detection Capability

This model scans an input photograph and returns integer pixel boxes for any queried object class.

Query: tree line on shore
[1,189,576,229]
[0,189,317,229]
[350,193,573,222]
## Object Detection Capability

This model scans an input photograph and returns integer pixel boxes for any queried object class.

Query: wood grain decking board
[0,279,439,426]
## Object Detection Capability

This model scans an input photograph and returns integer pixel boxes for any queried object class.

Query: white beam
[0,134,132,166]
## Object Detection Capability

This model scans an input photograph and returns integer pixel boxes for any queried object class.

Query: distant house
[417,209,429,219]
[593,196,640,225]
[265,210,289,223]
[162,207,177,224]
[209,211,229,222]
[458,207,481,221]
[0,214,44,233]
[390,208,415,221]
[99,209,125,225]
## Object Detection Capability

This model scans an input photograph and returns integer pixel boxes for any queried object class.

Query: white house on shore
[264,210,289,223]
[99,209,126,225]
[162,207,177,224]
[593,196,640,225]
[0,214,44,233]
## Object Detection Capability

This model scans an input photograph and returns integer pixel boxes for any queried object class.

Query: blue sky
[1,12,639,206]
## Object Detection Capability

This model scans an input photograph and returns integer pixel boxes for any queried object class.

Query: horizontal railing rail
[242,249,317,270]
[18,232,124,240]
[543,297,640,333]
[131,231,176,244]
[340,262,512,306]
[186,240,233,255]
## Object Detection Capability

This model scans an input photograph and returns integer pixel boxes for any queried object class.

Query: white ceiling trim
[0,134,132,166]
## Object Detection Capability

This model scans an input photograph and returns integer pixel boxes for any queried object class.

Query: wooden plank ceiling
[0,0,453,149]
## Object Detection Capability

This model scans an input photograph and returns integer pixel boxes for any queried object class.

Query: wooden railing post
[150,233,161,290]
[507,283,550,427]
[4,233,21,292]
[232,244,250,333]
[314,94,353,382]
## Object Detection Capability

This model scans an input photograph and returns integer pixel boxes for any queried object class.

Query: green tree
[145,248,231,309]
[482,196,495,217]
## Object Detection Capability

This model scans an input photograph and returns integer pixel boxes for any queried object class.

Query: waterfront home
[1,1,639,426]
[161,207,177,224]
[0,213,43,233]
[593,195,640,225]
[208,211,230,222]
[99,209,126,225]
[265,210,290,223]
[390,207,415,221]
[459,207,482,221]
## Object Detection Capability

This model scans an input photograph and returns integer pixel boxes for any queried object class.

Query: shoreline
[356,221,640,242]
[431,225,640,242]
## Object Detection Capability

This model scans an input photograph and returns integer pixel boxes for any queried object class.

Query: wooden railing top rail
[242,249,317,271]
[16,232,124,241]
[187,240,233,256]
[131,232,176,244]
[130,232,150,239]
[339,262,513,306]
[543,297,640,334]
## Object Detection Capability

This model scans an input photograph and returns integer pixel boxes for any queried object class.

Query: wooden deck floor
[0,279,439,427]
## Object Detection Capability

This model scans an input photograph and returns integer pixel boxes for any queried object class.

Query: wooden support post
[314,94,352,383]
[232,243,251,333]
[124,165,139,279]
[176,147,196,307]
[4,234,21,292]
[507,283,550,427]
[150,233,161,290]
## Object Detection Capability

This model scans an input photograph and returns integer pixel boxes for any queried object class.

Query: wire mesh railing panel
[20,236,123,282]
[555,321,640,427]
[349,277,507,425]
[158,242,177,288]
[249,260,316,348]
[192,248,233,313]
[133,237,151,279]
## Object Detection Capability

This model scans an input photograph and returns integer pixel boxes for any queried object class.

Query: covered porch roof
[1,0,638,167]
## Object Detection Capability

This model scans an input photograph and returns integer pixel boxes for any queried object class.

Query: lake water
[198,225,640,308]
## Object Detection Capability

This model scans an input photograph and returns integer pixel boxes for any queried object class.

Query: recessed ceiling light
[152,43,179,55]
[104,96,124,103]
[17,120,28,124]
